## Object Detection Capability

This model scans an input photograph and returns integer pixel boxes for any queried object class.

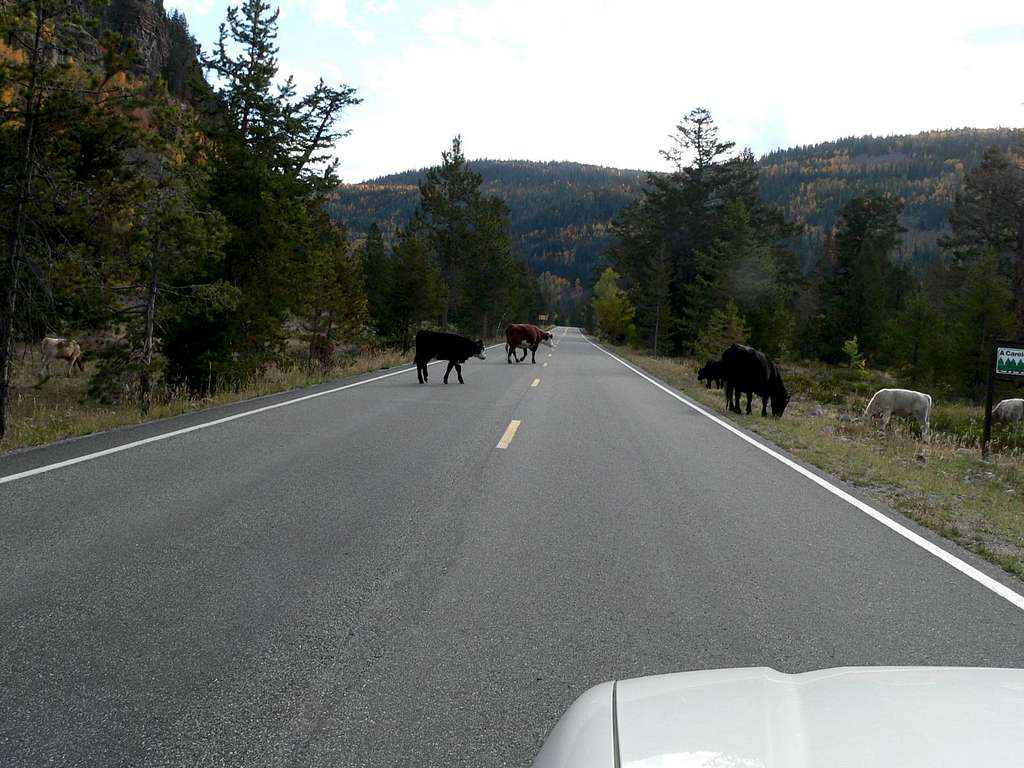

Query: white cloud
[333,0,1024,181]
[166,0,1024,182]
[310,0,349,29]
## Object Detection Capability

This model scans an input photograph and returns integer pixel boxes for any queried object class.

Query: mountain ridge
[329,127,1023,283]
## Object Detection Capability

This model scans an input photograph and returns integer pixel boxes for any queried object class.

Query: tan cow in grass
[993,398,1024,425]
[864,387,931,441]
[41,336,84,377]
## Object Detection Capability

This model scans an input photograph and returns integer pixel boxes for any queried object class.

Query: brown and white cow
[505,324,553,364]
[41,336,84,377]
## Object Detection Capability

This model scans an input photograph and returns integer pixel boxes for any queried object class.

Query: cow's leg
[506,344,513,363]
[761,395,768,417]
[455,363,463,383]
[725,383,734,412]
[415,358,425,383]
[531,345,537,363]
[65,356,74,377]
[443,361,455,384]
[745,392,752,414]
[516,347,526,363]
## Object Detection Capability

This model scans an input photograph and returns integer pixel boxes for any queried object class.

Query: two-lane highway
[2,328,1023,767]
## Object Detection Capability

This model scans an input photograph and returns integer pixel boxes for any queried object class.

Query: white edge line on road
[1,340,511,486]
[583,332,1024,613]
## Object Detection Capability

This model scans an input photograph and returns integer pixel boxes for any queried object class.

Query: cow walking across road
[721,343,790,417]
[414,330,486,384]
[505,324,553,364]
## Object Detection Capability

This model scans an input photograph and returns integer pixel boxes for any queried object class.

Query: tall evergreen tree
[609,108,796,354]
[385,232,445,352]
[412,136,483,329]
[947,252,1016,399]
[408,136,521,335]
[942,146,1024,334]
[358,223,390,333]
[165,0,361,388]
[817,192,907,363]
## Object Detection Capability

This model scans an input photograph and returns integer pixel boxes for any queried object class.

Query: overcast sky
[166,0,1024,183]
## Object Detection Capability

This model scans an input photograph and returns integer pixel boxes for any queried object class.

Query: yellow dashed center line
[496,420,521,449]
[531,378,540,387]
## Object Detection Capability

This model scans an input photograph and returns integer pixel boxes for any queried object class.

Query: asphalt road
[2,328,1024,767]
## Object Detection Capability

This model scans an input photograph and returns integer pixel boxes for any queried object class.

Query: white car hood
[533,667,1024,768]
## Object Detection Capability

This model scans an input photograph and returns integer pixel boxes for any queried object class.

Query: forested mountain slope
[333,128,1022,279]
[329,161,645,284]
[759,128,1022,270]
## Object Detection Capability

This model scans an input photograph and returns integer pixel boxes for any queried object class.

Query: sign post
[983,340,1024,457]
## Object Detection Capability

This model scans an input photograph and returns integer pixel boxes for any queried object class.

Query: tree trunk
[653,296,661,357]
[139,251,159,414]
[0,9,45,441]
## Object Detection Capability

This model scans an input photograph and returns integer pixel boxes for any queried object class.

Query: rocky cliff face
[100,0,202,99]
[102,0,170,78]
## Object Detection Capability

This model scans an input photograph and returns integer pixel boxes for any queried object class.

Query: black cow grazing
[414,330,486,384]
[697,359,725,389]
[721,343,790,417]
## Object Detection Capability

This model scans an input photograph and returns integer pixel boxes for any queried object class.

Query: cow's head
[473,339,486,360]
[770,385,790,417]
[541,331,554,348]
[697,361,713,388]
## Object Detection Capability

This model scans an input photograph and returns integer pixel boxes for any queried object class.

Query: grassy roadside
[2,349,411,455]
[610,347,1024,581]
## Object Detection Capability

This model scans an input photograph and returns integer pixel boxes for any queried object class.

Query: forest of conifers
[2,0,1022,443]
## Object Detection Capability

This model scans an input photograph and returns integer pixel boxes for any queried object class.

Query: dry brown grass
[614,349,1024,580]
[2,346,410,455]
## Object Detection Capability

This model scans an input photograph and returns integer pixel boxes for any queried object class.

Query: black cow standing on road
[414,330,486,384]
[721,343,790,417]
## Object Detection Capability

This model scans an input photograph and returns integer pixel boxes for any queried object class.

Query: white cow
[40,336,84,377]
[863,388,932,440]
[993,398,1024,425]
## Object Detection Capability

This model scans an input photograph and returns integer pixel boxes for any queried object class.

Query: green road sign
[996,346,1024,377]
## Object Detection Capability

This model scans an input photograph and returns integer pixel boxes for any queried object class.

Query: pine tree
[948,252,1015,399]
[385,232,445,351]
[171,0,360,388]
[818,192,906,362]
[412,136,482,329]
[358,223,390,333]
[609,108,794,354]
[695,300,749,362]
